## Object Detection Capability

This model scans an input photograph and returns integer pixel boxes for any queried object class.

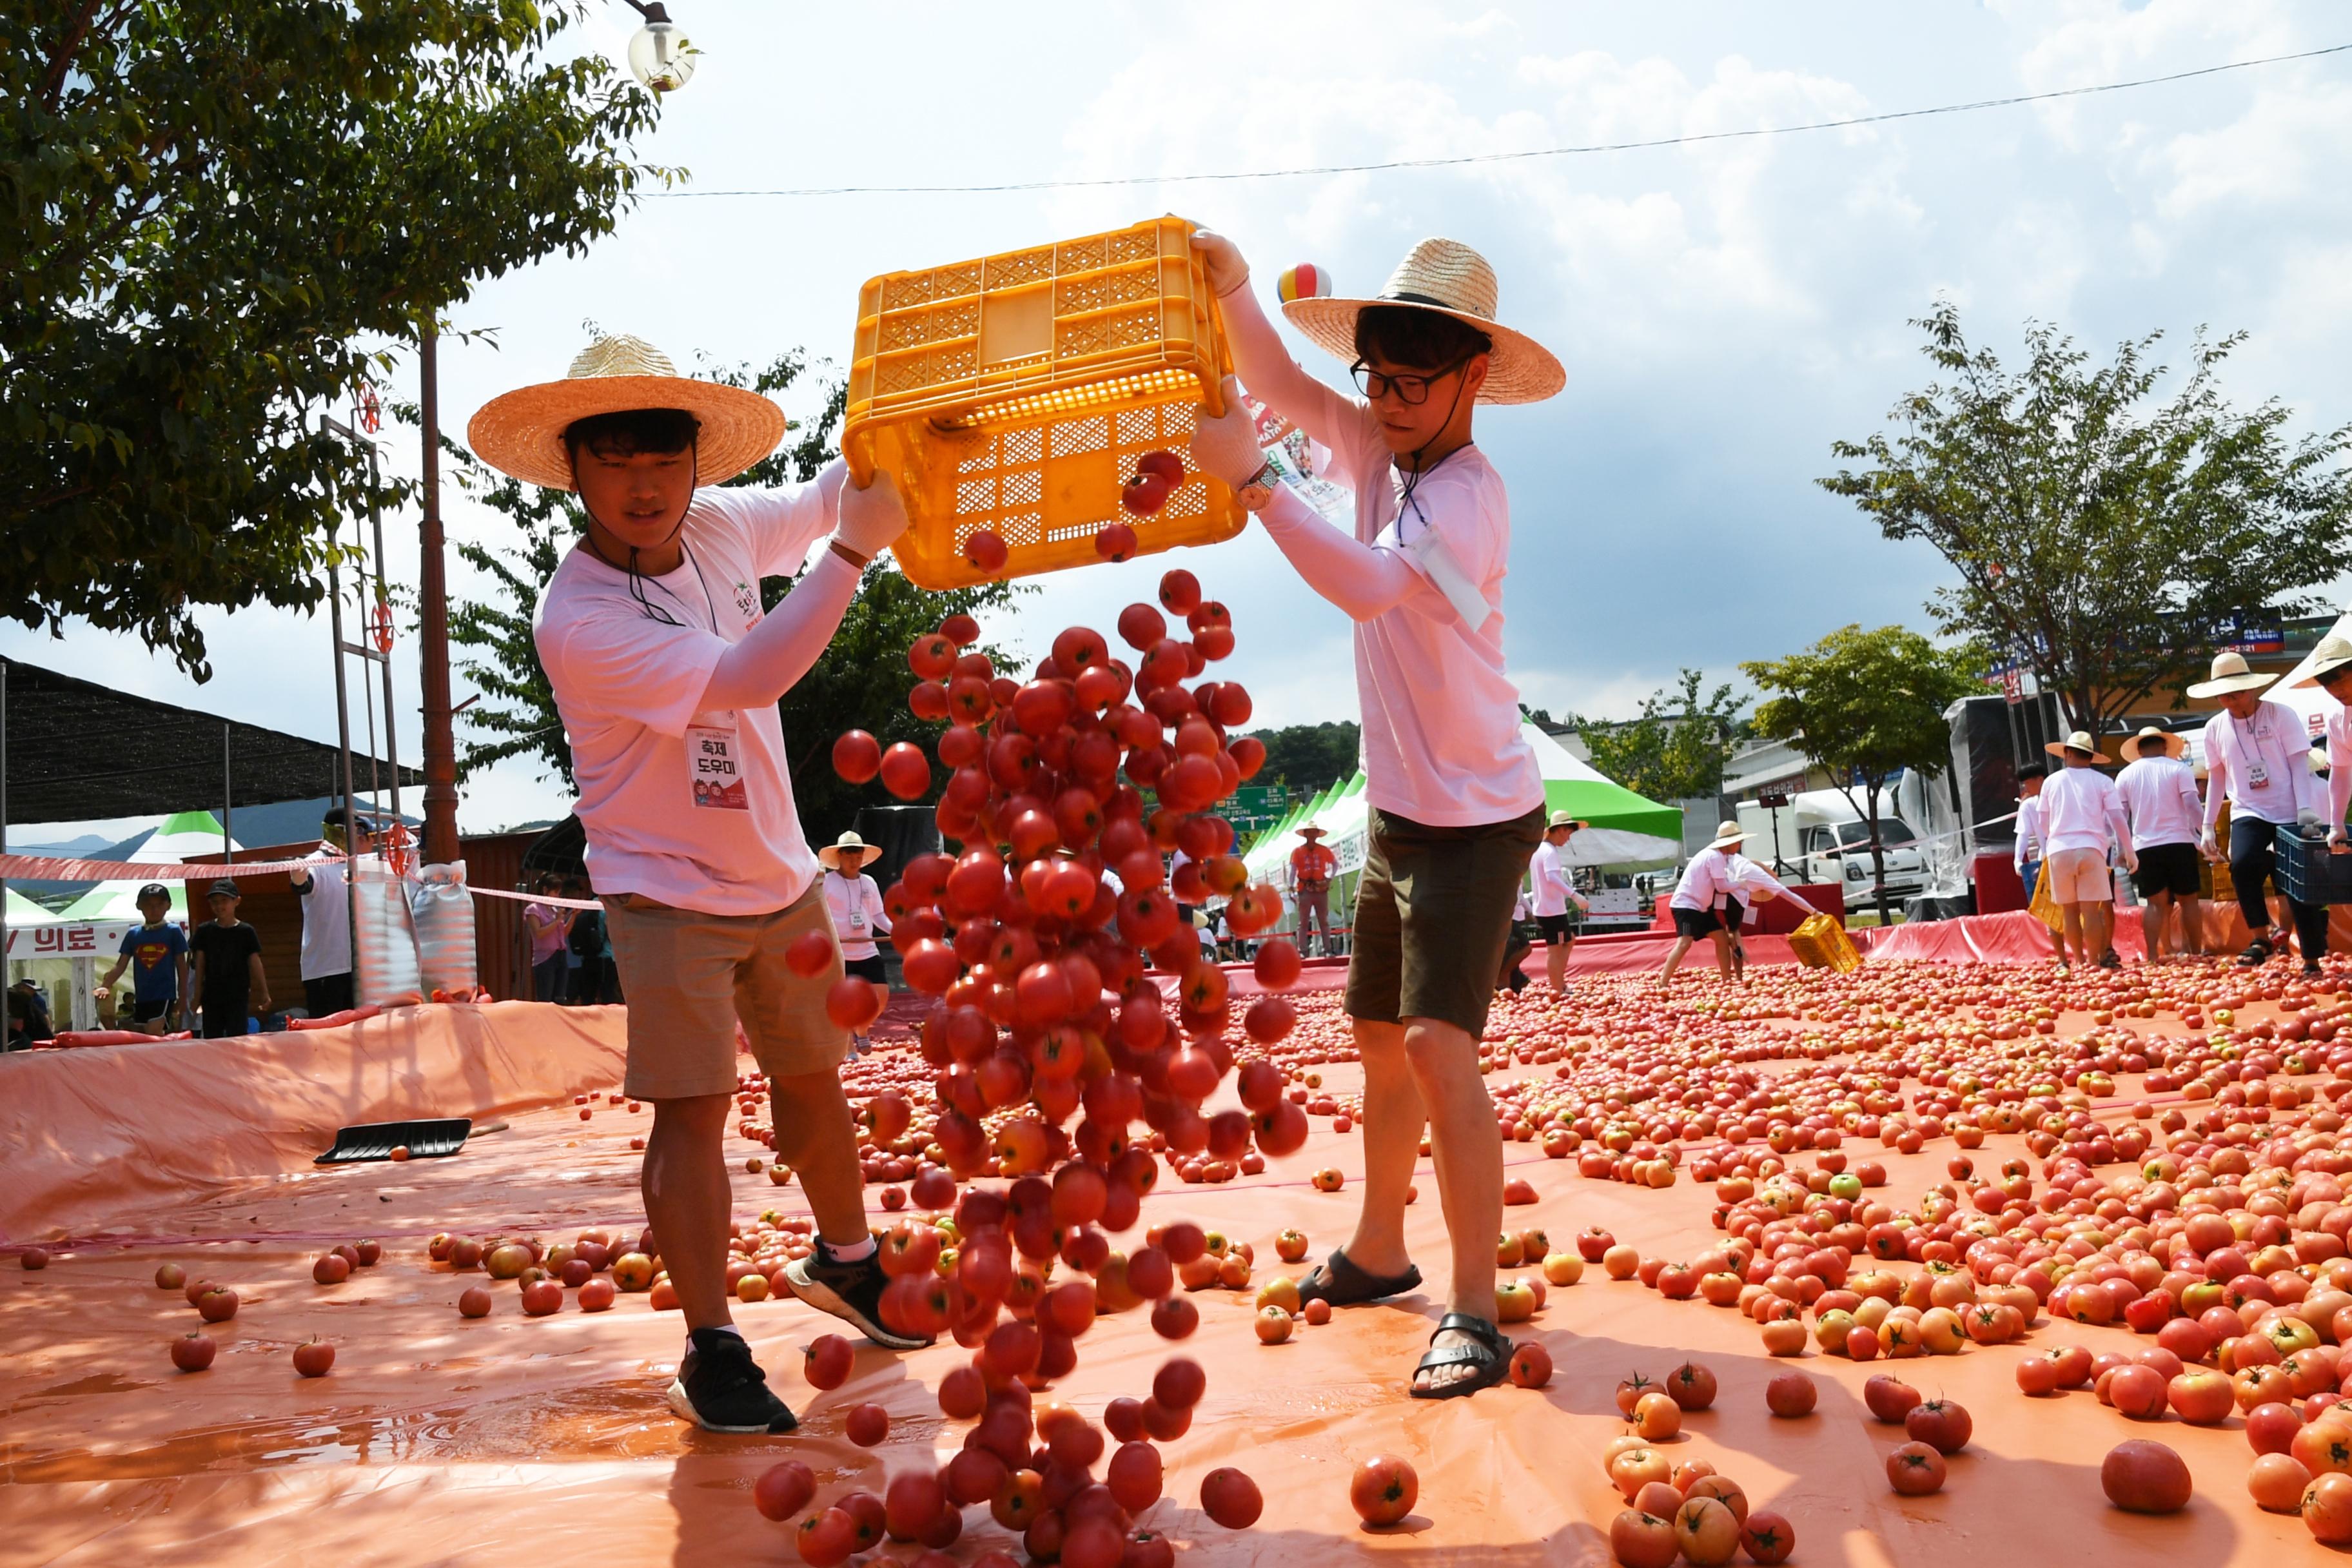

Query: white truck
[1734,789,1928,906]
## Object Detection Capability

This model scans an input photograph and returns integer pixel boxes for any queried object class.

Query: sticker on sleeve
[687,723,749,810]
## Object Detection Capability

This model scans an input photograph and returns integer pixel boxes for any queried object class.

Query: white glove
[1190,376,1267,489]
[2300,809,2326,836]
[1189,230,1250,299]
[2122,851,2140,876]
[835,468,909,558]
[2331,831,2350,856]
[2198,831,2220,862]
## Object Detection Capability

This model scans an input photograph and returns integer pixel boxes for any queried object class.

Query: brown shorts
[603,879,847,1100]
[1345,804,1545,1039]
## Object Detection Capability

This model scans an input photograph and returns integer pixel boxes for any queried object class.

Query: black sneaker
[2097,949,2122,970]
[785,1243,933,1350]
[667,1328,798,1433]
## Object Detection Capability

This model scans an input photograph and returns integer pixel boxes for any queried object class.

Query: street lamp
[623,1,697,94]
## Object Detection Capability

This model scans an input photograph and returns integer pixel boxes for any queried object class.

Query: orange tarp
[0,955,2329,1565]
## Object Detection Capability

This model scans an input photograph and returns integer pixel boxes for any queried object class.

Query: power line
[649,41,2350,200]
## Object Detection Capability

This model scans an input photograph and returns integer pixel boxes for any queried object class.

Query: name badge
[2249,761,2271,790]
[687,721,749,810]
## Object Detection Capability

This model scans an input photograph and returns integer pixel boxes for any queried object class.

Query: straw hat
[2044,729,2101,758]
[2186,650,2276,699]
[467,335,787,492]
[1547,811,1584,831]
[818,831,883,871]
[2110,725,2186,761]
[1297,825,1327,839]
[1281,239,1565,405]
[1705,822,1748,850]
[2291,632,2352,689]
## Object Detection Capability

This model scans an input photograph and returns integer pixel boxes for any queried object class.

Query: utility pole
[417,319,460,866]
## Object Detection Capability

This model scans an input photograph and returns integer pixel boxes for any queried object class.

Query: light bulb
[627,12,696,94]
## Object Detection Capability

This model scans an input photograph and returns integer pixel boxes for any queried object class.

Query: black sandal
[1297,1246,1421,1308]
[2237,937,2275,968]
[1410,1312,1513,1400]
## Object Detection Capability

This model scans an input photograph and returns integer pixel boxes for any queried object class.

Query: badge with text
[686,721,749,810]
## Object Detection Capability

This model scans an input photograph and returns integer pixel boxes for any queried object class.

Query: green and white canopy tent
[57,810,239,924]
[1524,725,1685,868]
[1244,724,1681,888]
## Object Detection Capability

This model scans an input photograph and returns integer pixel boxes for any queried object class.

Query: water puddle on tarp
[0,1382,879,1482]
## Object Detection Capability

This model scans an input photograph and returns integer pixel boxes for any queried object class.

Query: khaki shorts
[2047,847,2112,905]
[603,880,847,1100]
[1345,804,1545,1039]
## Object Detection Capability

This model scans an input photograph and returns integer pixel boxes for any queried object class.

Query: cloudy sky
[10,0,2351,840]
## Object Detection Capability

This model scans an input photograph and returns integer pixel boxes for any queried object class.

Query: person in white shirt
[288,808,373,1017]
[1188,231,1562,1401]
[2036,731,2138,968]
[2010,765,2065,963]
[817,832,892,1058]
[2113,726,2206,963]
[2190,650,2329,975]
[2292,632,2352,862]
[475,335,920,1437]
[1526,812,1589,995]
[1661,822,1749,987]
[1718,855,1819,980]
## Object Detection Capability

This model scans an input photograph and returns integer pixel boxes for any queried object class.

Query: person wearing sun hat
[1184,230,1559,1402]
[2293,632,2352,864]
[1527,811,1589,995]
[1660,821,1753,988]
[1288,823,1340,957]
[2191,649,2329,974]
[817,831,892,1058]
[470,333,921,1436]
[2111,725,2205,962]
[2037,730,2137,968]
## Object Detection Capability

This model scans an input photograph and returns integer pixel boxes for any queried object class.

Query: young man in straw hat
[818,830,892,1058]
[1288,823,1338,956]
[1660,821,1750,987]
[1528,812,1589,995]
[470,334,919,1434]
[2113,726,2205,962]
[1184,230,1561,1399]
[2293,633,2352,861]
[2191,650,2330,975]
[2038,731,2137,968]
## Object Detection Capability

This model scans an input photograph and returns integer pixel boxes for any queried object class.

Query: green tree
[1821,302,2352,729]
[1243,721,1360,799]
[1741,625,1985,923]
[439,348,1021,839]
[1564,670,1745,803]
[3,3,669,676]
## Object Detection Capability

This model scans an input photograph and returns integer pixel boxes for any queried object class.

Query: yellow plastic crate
[1787,912,1862,972]
[842,217,1244,591]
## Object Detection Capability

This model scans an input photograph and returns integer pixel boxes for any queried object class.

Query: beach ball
[1277,264,1333,304]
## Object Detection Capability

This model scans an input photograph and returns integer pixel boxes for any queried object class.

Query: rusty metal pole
[417,320,460,866]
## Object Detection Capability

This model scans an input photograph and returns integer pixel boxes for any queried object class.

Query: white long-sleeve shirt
[2115,754,2202,850]
[2202,700,2322,831]
[1527,840,1584,918]
[821,870,891,961]
[1671,846,1740,912]
[1720,855,1818,920]
[2038,763,2132,856]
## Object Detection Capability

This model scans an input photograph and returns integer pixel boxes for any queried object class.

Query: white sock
[821,1234,877,1264]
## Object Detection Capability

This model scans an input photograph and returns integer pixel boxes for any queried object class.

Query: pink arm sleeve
[1255,485,1426,622]
[1220,284,1367,458]
[2202,729,2228,834]
[2332,720,2351,833]
[696,551,861,712]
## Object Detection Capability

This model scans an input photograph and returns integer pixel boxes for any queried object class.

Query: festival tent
[1524,725,1685,868]
[57,810,239,923]
[2250,600,2352,748]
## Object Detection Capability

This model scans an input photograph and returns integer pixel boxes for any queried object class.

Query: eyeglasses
[1349,357,1471,405]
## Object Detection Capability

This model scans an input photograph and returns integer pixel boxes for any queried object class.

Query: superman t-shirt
[119,923,188,1004]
